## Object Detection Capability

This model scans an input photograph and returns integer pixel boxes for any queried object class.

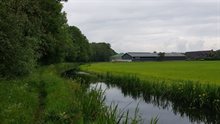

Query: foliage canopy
[0,0,116,78]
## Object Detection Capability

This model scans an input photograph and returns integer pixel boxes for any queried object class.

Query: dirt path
[34,81,47,124]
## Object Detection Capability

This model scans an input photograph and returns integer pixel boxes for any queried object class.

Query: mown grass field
[81,61,220,84]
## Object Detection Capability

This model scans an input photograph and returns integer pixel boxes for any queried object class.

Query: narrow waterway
[90,82,205,124]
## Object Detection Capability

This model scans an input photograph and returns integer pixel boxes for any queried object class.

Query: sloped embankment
[1,64,146,124]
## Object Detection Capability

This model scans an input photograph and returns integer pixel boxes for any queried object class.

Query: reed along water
[65,71,219,124]
[90,82,217,124]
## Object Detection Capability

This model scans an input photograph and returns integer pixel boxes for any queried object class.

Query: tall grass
[1,63,156,124]
[0,79,38,124]
[98,72,220,124]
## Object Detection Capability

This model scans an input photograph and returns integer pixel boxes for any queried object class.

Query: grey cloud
[63,0,220,52]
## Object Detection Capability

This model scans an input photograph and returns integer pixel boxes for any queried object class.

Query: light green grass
[81,61,220,84]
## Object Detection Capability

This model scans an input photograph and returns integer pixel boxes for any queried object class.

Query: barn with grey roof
[121,52,186,61]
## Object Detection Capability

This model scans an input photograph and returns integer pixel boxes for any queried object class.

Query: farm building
[185,50,214,60]
[164,53,186,60]
[122,52,158,61]
[121,52,186,61]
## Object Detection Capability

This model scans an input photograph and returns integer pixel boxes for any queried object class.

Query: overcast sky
[63,0,220,53]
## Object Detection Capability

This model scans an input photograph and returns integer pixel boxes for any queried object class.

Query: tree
[66,26,91,62]
[0,0,70,77]
[0,0,41,77]
[214,50,220,60]
[90,43,116,62]
[158,52,165,61]
[38,0,72,64]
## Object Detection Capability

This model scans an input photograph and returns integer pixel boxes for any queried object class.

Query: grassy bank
[0,63,151,124]
[101,73,219,118]
[81,61,220,123]
[0,63,80,123]
[81,61,220,84]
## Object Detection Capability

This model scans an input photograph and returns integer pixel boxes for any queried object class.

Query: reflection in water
[90,82,217,124]
[66,72,219,124]
[103,77,219,124]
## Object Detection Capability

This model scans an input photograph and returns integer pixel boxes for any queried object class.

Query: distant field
[81,61,220,84]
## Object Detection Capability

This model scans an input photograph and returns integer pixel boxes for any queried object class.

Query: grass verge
[0,63,151,124]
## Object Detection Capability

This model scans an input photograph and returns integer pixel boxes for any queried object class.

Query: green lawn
[81,61,220,84]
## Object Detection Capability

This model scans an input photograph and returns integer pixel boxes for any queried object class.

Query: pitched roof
[185,50,212,54]
[165,53,185,57]
[125,52,185,57]
[127,52,158,57]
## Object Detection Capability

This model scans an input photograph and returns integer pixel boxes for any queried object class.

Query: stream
[90,82,206,124]
[64,70,218,124]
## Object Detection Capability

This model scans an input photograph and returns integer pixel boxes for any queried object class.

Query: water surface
[90,82,205,124]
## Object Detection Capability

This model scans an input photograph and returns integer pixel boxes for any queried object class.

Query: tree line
[0,0,116,78]
[205,50,220,60]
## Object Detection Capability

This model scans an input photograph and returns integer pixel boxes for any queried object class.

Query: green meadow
[0,64,145,124]
[81,61,220,119]
[81,61,220,84]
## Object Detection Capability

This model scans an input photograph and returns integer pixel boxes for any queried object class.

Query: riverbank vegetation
[1,0,219,123]
[81,61,220,123]
[101,73,219,123]
[0,0,147,123]
[0,64,149,123]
